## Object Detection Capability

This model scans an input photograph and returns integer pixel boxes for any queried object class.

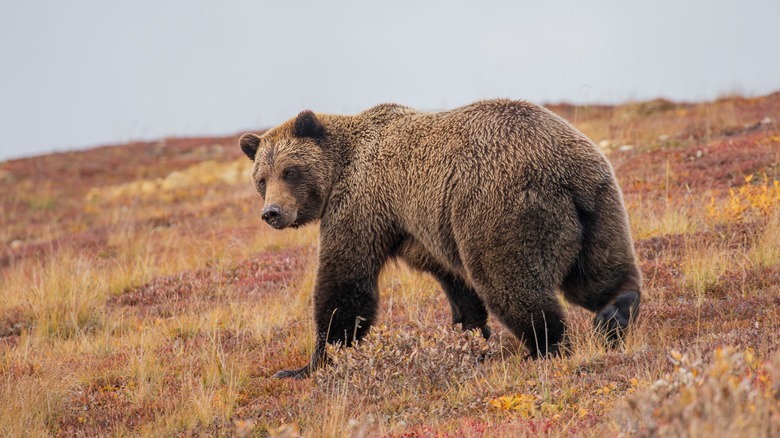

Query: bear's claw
[272,365,311,379]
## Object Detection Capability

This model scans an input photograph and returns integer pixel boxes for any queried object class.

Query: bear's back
[374,99,610,191]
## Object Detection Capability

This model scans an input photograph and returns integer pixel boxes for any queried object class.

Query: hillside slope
[1,94,779,436]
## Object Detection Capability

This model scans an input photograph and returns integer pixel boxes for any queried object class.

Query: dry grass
[1,93,780,436]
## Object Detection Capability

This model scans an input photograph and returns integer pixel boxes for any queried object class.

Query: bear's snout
[261,204,282,223]
[261,204,296,229]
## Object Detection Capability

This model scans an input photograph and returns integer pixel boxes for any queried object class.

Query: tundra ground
[1,94,779,436]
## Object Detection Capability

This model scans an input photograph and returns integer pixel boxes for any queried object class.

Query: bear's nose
[261,205,282,224]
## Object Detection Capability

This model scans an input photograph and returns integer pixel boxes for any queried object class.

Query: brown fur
[239,100,642,379]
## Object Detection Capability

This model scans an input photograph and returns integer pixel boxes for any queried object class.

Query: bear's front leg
[273,233,382,379]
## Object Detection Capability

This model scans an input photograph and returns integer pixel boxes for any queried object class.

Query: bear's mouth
[268,218,294,230]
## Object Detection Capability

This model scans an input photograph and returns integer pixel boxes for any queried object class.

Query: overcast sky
[1,1,779,161]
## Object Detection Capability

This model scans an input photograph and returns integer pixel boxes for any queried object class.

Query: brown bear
[239,100,641,379]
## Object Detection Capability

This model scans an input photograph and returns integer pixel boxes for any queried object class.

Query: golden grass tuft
[748,212,780,269]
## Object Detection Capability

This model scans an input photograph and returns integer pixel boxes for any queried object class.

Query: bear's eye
[257,178,266,193]
[282,167,299,181]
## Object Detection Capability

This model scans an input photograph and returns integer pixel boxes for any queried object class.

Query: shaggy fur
[239,100,642,379]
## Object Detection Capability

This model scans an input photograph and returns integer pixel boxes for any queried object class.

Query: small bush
[615,347,780,437]
[314,324,493,414]
[708,175,780,223]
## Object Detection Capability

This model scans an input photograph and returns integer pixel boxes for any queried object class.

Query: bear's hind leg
[462,273,569,358]
[455,193,580,358]
[594,289,641,348]
[490,292,568,358]
[563,262,642,348]
[562,266,641,348]
[561,181,643,348]
[435,273,491,339]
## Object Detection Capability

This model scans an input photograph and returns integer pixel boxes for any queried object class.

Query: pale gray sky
[1,1,779,161]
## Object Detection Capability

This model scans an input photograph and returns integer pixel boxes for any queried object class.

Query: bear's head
[239,110,334,229]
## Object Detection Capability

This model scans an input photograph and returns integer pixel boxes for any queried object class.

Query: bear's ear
[239,133,261,160]
[293,110,326,139]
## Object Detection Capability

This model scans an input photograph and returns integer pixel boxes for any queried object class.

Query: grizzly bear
[239,100,641,379]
